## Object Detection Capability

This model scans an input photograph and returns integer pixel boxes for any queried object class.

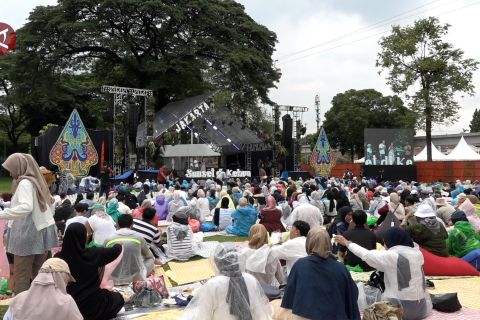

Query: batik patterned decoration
[50,109,98,177]
[310,127,336,177]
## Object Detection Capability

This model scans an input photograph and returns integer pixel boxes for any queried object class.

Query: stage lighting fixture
[213,126,218,130]
[227,138,232,142]
[194,132,199,137]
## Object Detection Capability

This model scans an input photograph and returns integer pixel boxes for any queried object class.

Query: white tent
[414,143,448,162]
[354,157,365,163]
[445,136,480,161]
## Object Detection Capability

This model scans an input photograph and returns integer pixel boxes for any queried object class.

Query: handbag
[363,301,403,320]
[367,270,385,293]
[430,293,462,312]
[132,275,169,299]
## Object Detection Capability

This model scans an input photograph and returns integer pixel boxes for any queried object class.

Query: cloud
[238,0,480,135]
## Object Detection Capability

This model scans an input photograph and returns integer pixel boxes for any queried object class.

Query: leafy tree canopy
[11,0,280,136]
[470,108,480,133]
[320,89,416,161]
[377,17,478,161]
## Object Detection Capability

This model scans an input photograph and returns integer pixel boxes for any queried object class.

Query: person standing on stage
[378,140,386,161]
[157,165,169,185]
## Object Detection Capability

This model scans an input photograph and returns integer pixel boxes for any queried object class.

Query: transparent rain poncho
[179,244,273,320]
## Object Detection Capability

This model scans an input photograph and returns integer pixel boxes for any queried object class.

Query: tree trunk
[425,91,433,162]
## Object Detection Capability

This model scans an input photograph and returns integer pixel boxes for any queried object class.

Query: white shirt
[0,179,55,231]
[65,216,88,230]
[87,215,116,245]
[117,202,131,215]
[271,236,307,275]
[179,273,273,320]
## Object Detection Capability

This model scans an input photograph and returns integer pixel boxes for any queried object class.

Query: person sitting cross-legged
[104,214,155,285]
[226,197,258,237]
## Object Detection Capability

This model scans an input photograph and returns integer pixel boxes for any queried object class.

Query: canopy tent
[414,143,448,162]
[445,136,480,161]
[162,144,221,157]
[354,157,365,164]
[137,93,266,154]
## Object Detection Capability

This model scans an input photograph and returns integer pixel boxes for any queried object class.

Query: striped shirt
[132,219,161,245]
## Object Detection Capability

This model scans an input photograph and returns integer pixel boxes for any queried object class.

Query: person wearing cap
[446,210,480,258]
[405,203,448,257]
[435,197,455,225]
[179,243,273,319]
[166,207,196,261]
[4,258,82,320]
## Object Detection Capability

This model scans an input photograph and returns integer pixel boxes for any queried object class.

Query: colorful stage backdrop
[310,127,336,177]
[32,111,112,177]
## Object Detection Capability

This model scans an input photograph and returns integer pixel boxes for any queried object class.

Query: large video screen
[364,128,414,166]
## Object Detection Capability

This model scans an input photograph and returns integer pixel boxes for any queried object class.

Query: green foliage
[12,0,280,127]
[470,109,480,133]
[377,17,478,160]
[322,89,415,160]
[38,124,59,136]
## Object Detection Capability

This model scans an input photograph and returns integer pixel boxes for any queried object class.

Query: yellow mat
[134,309,183,320]
[167,259,216,285]
[428,277,480,311]
[154,266,173,288]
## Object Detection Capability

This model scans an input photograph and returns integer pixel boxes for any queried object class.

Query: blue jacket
[226,206,258,236]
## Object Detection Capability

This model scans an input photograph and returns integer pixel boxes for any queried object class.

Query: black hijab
[56,223,121,304]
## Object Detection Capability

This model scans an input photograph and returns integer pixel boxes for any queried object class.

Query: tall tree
[470,108,480,132]
[14,0,280,121]
[322,89,415,162]
[377,17,478,161]
[0,54,29,150]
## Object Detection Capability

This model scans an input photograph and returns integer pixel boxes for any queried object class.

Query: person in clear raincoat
[335,227,433,320]
[179,243,273,320]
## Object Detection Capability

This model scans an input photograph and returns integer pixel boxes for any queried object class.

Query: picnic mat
[427,308,480,320]
[167,259,216,285]
[125,309,183,320]
[428,277,480,311]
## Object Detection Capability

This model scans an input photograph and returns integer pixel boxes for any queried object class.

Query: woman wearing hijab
[167,190,184,221]
[288,195,323,229]
[240,224,285,287]
[56,223,124,320]
[4,258,82,320]
[0,153,58,294]
[458,198,480,232]
[388,192,405,220]
[106,198,122,224]
[166,208,196,261]
[336,228,433,320]
[196,189,211,222]
[447,210,480,258]
[280,228,360,320]
[153,195,169,221]
[180,244,272,319]
[259,196,286,234]
[405,203,448,257]
[226,198,258,236]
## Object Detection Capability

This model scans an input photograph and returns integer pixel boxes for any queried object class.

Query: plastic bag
[132,287,162,308]
[200,222,217,232]
[357,283,383,312]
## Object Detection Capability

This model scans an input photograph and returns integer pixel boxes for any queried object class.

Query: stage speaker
[128,103,139,141]
[282,114,293,146]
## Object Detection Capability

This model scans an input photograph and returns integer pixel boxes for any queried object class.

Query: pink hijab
[459,198,480,231]
[263,196,278,211]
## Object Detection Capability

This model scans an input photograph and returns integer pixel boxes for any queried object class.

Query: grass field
[0,177,11,193]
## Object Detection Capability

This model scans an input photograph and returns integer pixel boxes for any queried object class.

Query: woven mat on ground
[131,309,183,320]
[167,259,216,285]
[428,277,480,311]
